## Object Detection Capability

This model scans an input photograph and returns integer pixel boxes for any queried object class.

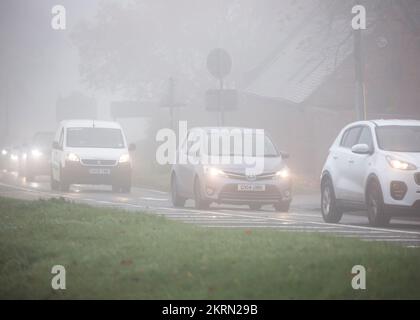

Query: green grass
[1,196,420,299]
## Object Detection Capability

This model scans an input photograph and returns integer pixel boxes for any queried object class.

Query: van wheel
[367,180,390,227]
[50,170,59,191]
[194,178,210,210]
[59,167,70,192]
[321,178,342,223]
[171,176,186,208]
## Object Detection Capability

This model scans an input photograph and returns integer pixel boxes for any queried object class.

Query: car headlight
[204,166,226,177]
[275,167,290,179]
[386,156,417,170]
[1,149,7,156]
[66,153,80,162]
[31,149,43,158]
[10,154,19,162]
[119,153,130,163]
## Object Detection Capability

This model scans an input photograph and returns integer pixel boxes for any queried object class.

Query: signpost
[206,48,233,126]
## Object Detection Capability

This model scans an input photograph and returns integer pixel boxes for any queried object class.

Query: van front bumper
[62,161,131,186]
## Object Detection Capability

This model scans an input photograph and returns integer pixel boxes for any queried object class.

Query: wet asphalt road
[1,170,420,248]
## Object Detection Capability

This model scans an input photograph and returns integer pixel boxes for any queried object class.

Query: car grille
[219,184,281,202]
[224,170,277,181]
[415,173,420,186]
[80,159,117,166]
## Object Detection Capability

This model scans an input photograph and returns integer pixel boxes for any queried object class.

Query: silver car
[170,127,292,212]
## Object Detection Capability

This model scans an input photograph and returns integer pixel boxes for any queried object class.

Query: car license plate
[237,184,266,192]
[89,168,111,175]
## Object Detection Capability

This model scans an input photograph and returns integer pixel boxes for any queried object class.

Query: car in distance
[50,120,135,193]
[19,132,55,181]
[321,119,420,226]
[170,127,292,212]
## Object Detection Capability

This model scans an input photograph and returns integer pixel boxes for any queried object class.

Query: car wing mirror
[351,144,371,155]
[280,151,290,159]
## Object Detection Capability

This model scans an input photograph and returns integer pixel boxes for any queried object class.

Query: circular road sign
[206,48,232,80]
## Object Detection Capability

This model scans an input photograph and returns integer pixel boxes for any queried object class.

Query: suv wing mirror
[351,144,372,155]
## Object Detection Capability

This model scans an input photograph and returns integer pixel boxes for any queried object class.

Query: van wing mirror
[351,144,371,154]
[52,141,61,150]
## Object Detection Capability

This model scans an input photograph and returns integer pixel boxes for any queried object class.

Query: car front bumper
[201,175,292,205]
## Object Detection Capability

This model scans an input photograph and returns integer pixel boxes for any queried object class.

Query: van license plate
[238,184,265,192]
[89,168,111,175]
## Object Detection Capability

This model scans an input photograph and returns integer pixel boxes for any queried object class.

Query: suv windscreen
[66,127,125,148]
[376,125,420,152]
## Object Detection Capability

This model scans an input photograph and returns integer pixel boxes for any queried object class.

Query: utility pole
[168,77,175,131]
[353,17,367,120]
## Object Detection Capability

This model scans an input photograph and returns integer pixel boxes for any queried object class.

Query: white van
[51,120,135,193]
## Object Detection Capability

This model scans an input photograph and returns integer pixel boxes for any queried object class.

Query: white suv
[51,120,135,193]
[321,119,420,226]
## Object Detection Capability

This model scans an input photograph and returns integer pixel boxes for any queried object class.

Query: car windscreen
[376,125,420,152]
[66,127,125,148]
[203,131,279,157]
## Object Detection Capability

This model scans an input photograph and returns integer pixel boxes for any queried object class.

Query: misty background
[1,0,420,187]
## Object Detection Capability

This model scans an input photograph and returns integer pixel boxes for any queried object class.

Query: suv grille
[81,159,117,166]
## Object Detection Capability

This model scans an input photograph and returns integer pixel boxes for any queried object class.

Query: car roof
[60,120,122,129]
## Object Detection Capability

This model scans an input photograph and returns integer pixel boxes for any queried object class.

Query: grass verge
[1,196,420,299]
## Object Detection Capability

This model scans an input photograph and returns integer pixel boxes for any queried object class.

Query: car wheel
[321,178,343,223]
[194,178,210,210]
[171,176,186,208]
[366,179,390,227]
[249,203,262,211]
[274,201,290,212]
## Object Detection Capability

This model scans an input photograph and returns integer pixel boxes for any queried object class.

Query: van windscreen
[66,127,125,148]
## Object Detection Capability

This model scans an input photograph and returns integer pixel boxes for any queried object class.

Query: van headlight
[67,153,80,162]
[386,156,417,171]
[275,168,290,179]
[119,153,130,163]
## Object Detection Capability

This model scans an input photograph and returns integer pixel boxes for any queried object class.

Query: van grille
[81,159,117,166]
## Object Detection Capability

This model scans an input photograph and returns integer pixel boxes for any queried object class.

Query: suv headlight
[386,156,417,170]
[119,153,130,163]
[275,168,290,179]
[204,166,226,177]
[67,153,80,162]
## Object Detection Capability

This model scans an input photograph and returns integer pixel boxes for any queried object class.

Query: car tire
[274,201,290,212]
[194,178,210,210]
[321,178,343,223]
[366,179,391,227]
[171,176,186,208]
[249,203,262,211]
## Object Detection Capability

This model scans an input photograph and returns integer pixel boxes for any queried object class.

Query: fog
[1,0,420,181]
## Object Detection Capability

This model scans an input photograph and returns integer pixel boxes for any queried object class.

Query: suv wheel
[366,180,390,227]
[171,176,186,208]
[321,178,343,223]
[50,170,59,191]
[194,178,210,210]
[59,167,70,192]
[274,201,290,212]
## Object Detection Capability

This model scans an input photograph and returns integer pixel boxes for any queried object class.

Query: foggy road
[1,170,420,248]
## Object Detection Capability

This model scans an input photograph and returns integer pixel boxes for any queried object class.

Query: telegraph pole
[354,27,366,120]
